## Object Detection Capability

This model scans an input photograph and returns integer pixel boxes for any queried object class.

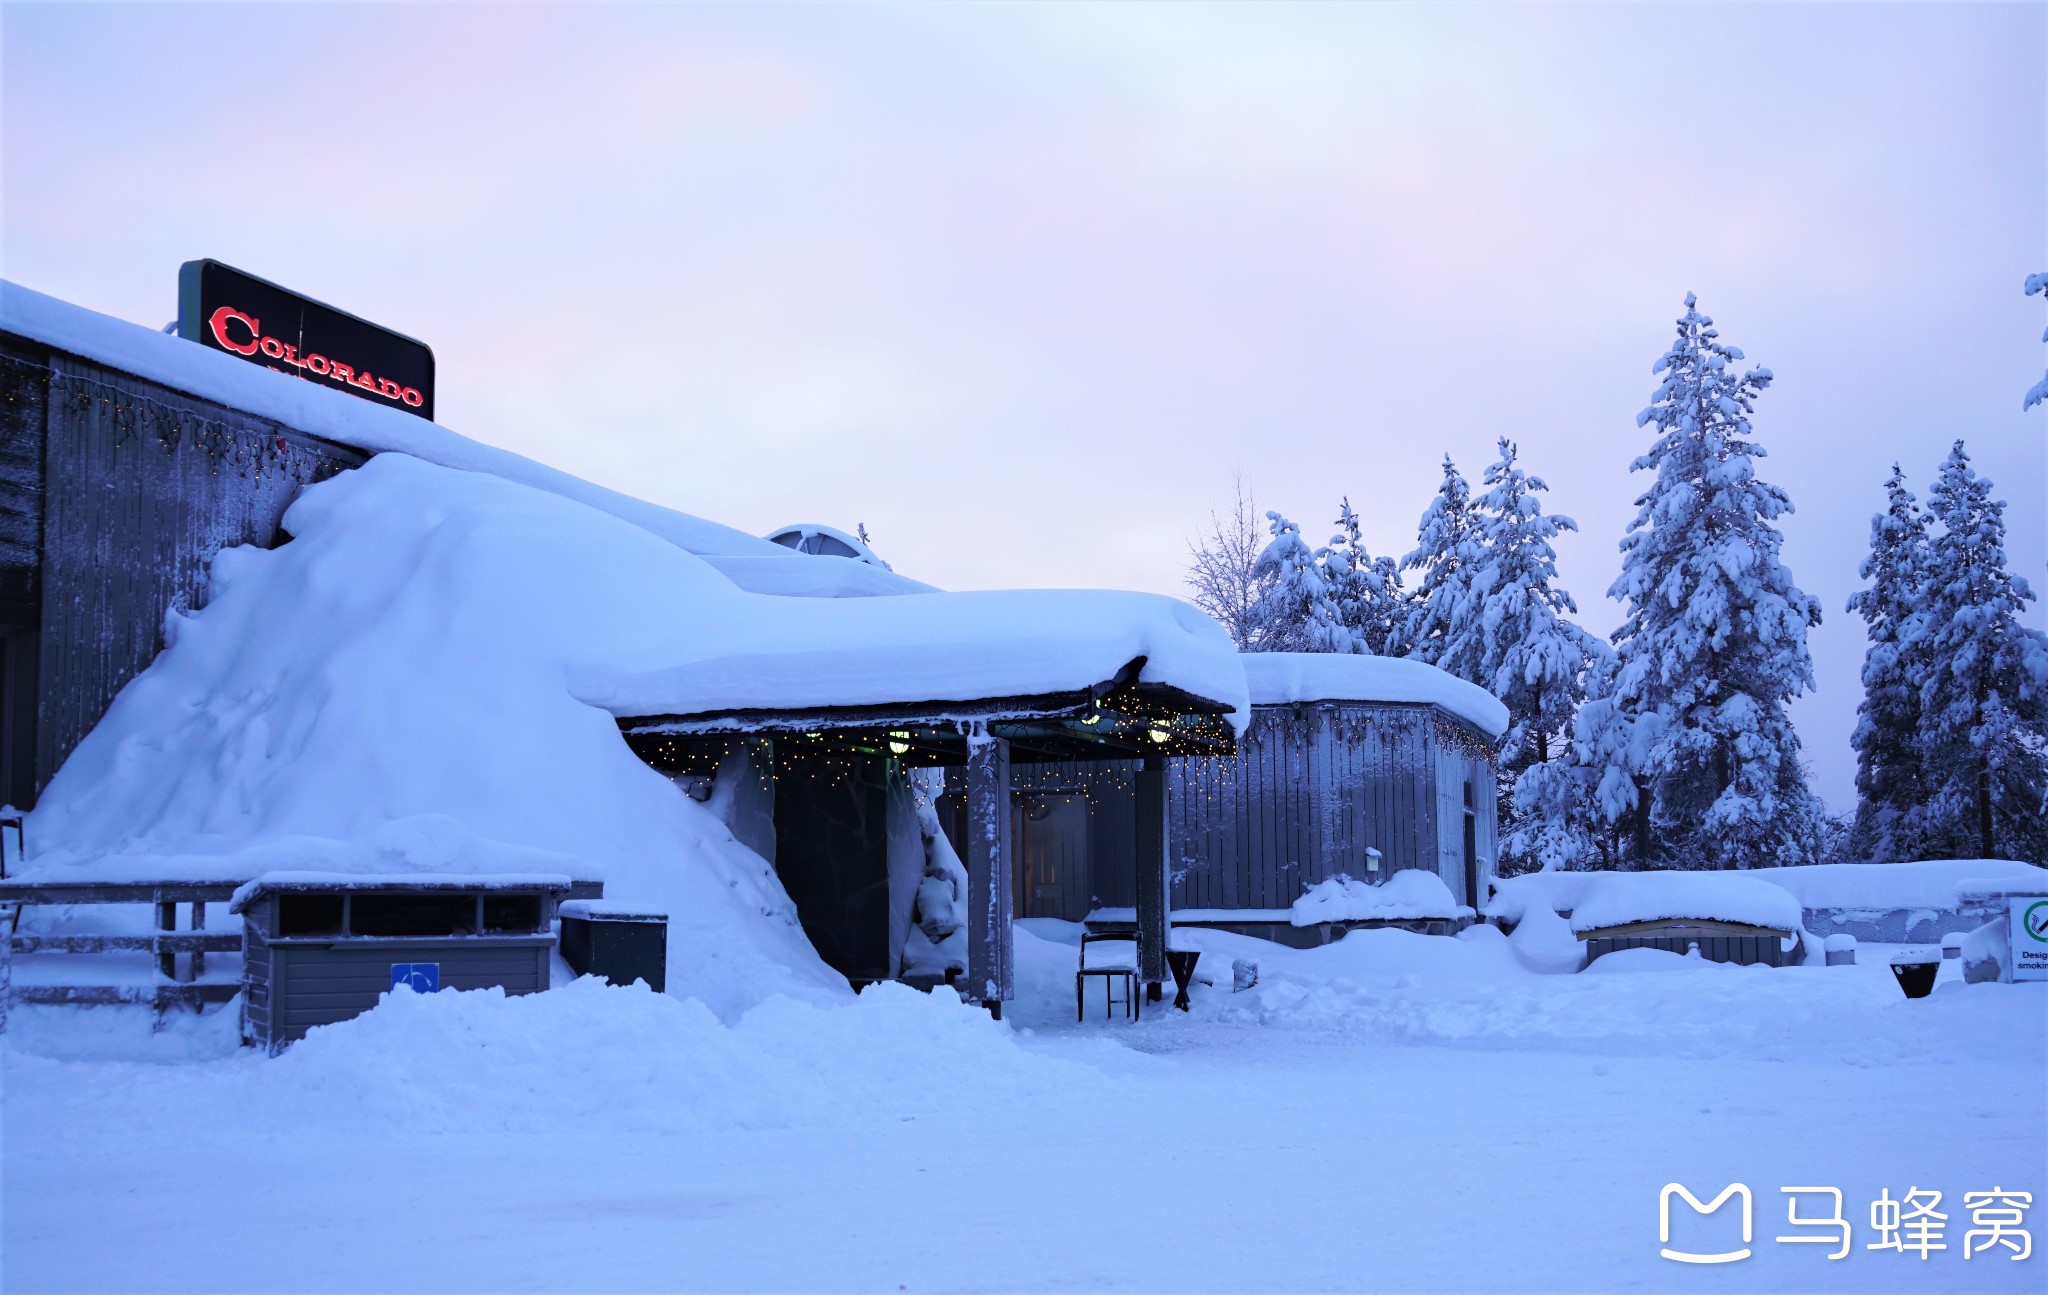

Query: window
[349,892,477,937]
[276,893,344,936]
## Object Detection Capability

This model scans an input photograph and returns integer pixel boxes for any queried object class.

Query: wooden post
[964,728,1014,1016]
[1135,754,1169,999]
[155,895,176,981]
[0,915,11,1034]
[190,899,206,980]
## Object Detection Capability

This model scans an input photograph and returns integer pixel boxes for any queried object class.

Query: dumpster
[559,901,668,992]
[233,873,572,1053]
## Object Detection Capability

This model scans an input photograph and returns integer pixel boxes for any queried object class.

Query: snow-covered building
[975,652,1506,944]
[0,280,1248,1016]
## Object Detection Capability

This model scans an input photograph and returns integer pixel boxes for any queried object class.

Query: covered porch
[618,659,1235,1015]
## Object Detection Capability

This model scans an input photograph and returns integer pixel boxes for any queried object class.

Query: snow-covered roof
[1568,872,1804,935]
[22,456,1246,894]
[1239,652,1509,741]
[597,585,1246,724]
[0,279,928,598]
[231,870,576,913]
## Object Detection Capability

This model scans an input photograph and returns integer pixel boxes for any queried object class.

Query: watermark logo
[1660,1183,1752,1264]
[1661,1185,2031,1264]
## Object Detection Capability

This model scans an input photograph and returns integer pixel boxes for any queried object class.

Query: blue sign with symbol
[390,962,440,993]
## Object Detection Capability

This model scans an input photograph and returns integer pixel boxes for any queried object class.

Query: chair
[1077,930,1140,1021]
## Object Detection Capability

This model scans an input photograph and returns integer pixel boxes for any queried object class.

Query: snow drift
[20,454,1243,1013]
[1490,859,2048,929]
[1745,859,2048,910]
[23,454,845,1017]
[1288,869,1470,926]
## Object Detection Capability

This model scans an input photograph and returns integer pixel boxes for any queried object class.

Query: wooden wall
[979,700,1499,918]
[0,333,367,804]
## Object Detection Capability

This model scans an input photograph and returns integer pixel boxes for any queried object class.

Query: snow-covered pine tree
[1501,656,1646,872]
[1323,497,1404,655]
[1395,455,1478,667]
[1606,294,1824,869]
[1898,442,2048,863]
[1248,511,1353,653]
[1846,465,1934,861]
[1453,440,1616,870]
[2026,273,2048,411]
[1465,439,1611,771]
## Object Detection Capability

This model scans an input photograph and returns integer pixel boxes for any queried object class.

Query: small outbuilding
[233,872,572,1052]
[1567,871,1805,968]
[975,652,1508,944]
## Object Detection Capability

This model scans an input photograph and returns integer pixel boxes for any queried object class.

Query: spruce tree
[1504,666,1637,872]
[1324,497,1404,655]
[1450,440,1616,871]
[1846,465,1933,861]
[1607,294,1823,869]
[1248,511,1351,653]
[1900,442,2048,862]
[1396,455,1477,666]
[1463,439,1611,773]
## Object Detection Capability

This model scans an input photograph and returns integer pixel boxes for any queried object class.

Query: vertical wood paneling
[35,356,366,790]
[0,343,49,624]
[1161,702,1494,911]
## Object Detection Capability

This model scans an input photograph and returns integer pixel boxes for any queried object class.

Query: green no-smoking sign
[2012,898,2048,981]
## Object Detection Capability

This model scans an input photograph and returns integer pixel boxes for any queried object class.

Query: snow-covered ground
[6,923,2040,1293]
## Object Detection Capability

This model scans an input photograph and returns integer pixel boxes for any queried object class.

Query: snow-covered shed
[976,652,1507,943]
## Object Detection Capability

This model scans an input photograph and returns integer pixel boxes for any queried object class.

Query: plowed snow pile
[8,978,1128,1138]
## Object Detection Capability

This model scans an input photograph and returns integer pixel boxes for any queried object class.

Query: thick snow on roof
[1240,652,1509,740]
[596,584,1245,721]
[0,279,926,598]
[1290,870,1471,925]
[1568,873,1805,934]
[22,457,1242,1013]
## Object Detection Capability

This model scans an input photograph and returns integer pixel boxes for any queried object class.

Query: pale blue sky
[4,2,2044,811]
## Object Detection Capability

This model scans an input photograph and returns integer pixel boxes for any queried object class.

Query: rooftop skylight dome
[765,523,891,570]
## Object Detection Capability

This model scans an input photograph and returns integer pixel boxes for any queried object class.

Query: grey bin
[559,903,668,992]
[232,875,571,1054]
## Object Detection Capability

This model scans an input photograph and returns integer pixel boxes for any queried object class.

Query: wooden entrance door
[1014,793,1092,922]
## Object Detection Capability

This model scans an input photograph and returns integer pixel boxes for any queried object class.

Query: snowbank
[1240,652,1509,740]
[7,977,1128,1138]
[17,455,848,1016]
[1747,859,2048,911]
[1491,860,2048,931]
[1484,871,1594,924]
[1568,872,1804,933]
[0,279,924,597]
[1506,904,1584,974]
[1289,869,1470,926]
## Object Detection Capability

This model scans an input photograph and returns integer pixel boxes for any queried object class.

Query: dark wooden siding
[0,338,50,807]
[987,700,1496,915]
[0,339,48,626]
[25,346,366,795]
[1583,933,1788,968]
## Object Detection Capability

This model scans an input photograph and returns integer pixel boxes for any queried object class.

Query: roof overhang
[618,658,1236,770]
